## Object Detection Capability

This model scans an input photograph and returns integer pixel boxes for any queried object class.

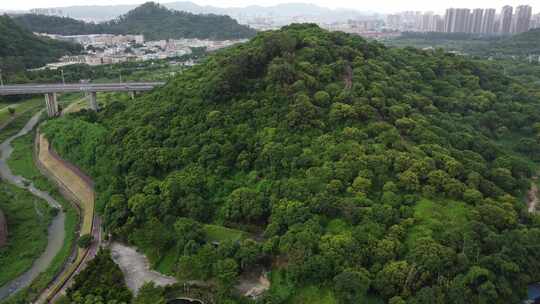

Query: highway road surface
[0,82,165,96]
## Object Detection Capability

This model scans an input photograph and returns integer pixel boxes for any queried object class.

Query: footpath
[34,132,99,303]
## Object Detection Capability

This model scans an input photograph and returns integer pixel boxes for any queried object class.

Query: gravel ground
[110,242,177,295]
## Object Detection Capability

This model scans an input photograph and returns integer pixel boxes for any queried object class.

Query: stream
[0,111,66,301]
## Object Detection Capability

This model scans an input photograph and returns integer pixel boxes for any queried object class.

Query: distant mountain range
[13,2,256,41]
[14,2,374,24]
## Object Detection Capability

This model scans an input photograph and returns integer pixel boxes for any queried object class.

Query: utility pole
[119,71,122,83]
[60,69,65,85]
[0,69,4,87]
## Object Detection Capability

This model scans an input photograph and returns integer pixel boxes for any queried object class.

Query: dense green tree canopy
[67,249,132,303]
[43,24,540,303]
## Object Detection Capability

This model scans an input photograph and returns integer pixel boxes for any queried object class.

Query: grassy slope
[0,98,41,126]
[0,183,52,287]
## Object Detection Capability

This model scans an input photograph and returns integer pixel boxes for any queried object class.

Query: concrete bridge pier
[45,93,59,117]
[129,91,136,100]
[88,92,99,111]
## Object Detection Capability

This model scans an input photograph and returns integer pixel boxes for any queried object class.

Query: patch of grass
[0,183,52,287]
[204,224,246,243]
[0,106,42,143]
[155,248,178,276]
[7,133,52,191]
[2,205,78,304]
[407,198,471,248]
[0,98,42,127]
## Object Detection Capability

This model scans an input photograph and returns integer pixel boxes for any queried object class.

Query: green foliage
[133,282,166,304]
[203,224,245,244]
[333,268,370,303]
[43,24,540,303]
[0,15,81,72]
[0,183,52,287]
[67,249,132,303]
[2,126,78,304]
[77,234,94,248]
[14,2,256,41]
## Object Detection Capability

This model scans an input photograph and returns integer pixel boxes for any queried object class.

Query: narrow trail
[35,133,100,303]
[528,177,538,213]
[0,111,66,301]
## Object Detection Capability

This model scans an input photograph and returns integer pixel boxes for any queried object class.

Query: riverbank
[0,94,82,303]
[0,128,78,304]
[0,98,42,131]
[0,183,52,288]
[0,111,67,303]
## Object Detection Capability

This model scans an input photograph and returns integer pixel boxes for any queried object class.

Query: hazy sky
[1,0,537,14]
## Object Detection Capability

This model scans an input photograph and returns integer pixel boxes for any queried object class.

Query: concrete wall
[0,209,7,247]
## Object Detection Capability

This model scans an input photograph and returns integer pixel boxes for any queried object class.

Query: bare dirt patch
[235,270,270,299]
[528,177,538,213]
[110,242,177,295]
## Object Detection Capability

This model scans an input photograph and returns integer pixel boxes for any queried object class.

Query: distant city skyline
[1,0,539,14]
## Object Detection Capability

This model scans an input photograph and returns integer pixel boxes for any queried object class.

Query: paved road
[0,82,165,96]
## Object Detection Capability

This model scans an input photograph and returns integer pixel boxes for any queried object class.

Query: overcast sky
[1,0,537,14]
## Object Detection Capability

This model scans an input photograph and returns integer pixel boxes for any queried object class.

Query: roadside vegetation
[61,249,132,304]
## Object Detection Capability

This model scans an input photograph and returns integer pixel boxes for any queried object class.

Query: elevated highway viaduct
[0,82,165,117]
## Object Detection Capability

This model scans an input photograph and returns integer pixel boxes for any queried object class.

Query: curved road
[35,132,101,303]
[0,111,66,301]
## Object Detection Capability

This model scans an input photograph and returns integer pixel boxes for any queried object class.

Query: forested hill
[13,14,102,36]
[0,15,82,72]
[43,24,540,303]
[14,2,256,40]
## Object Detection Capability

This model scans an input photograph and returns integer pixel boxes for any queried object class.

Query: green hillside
[42,24,540,303]
[0,15,82,72]
[14,2,256,41]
